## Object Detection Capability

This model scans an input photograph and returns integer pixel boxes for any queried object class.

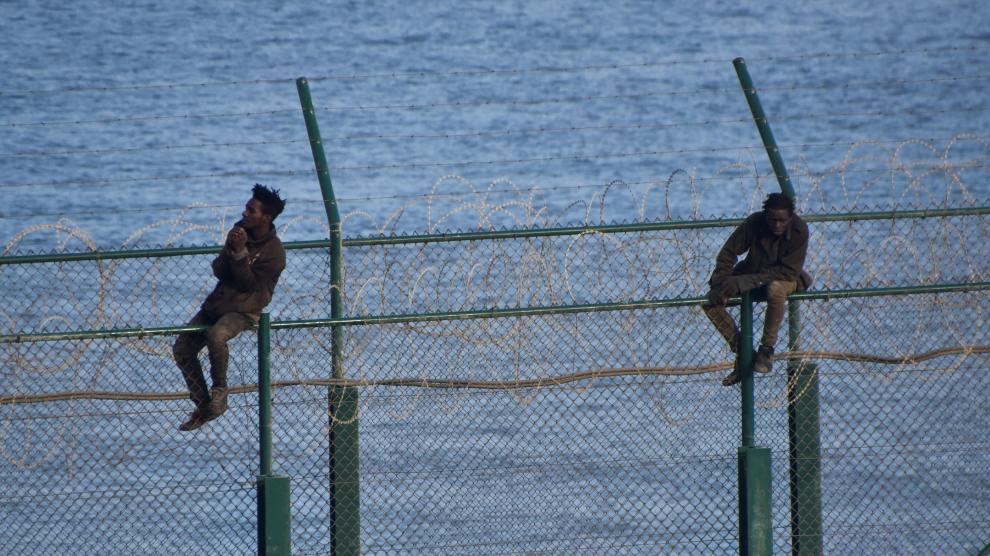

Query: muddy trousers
[702,279,797,349]
[172,310,255,407]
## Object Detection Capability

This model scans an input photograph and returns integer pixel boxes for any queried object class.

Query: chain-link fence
[2,209,990,554]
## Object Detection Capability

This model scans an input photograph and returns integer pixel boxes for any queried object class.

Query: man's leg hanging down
[754,280,797,374]
[702,297,743,386]
[203,312,256,419]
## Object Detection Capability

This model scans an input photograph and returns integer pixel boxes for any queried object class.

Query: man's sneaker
[178,408,214,432]
[209,387,229,418]
[754,345,775,374]
[723,344,774,385]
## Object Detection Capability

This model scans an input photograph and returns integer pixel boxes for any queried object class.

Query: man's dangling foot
[719,334,744,386]
[179,407,215,431]
[754,345,775,374]
[208,387,228,419]
[179,386,215,431]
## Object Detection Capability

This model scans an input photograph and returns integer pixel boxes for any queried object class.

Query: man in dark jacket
[703,193,810,386]
[173,184,286,431]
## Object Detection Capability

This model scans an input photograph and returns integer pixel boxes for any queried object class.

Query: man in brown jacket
[173,184,286,431]
[703,193,810,386]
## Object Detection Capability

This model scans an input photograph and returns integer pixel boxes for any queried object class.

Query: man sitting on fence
[703,192,811,387]
[173,184,286,431]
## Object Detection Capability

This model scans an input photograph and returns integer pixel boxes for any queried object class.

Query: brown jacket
[201,223,286,318]
[710,211,810,292]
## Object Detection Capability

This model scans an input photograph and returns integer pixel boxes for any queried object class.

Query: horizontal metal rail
[3,281,989,344]
[2,205,989,265]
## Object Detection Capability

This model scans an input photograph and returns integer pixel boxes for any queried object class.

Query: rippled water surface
[2,0,989,249]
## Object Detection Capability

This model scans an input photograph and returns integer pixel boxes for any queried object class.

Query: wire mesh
[2,213,990,554]
[0,334,261,555]
[757,292,990,554]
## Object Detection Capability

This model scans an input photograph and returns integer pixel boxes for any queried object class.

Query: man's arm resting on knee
[710,223,752,286]
[709,274,763,304]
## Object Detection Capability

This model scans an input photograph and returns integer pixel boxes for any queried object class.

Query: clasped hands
[226,225,247,252]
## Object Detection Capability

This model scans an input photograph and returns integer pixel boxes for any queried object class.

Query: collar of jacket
[247,224,277,245]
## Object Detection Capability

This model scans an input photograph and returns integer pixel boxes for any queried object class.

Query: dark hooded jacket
[201,223,286,318]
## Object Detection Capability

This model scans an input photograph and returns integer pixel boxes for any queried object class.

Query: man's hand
[227,226,247,252]
[707,286,730,306]
[707,275,751,305]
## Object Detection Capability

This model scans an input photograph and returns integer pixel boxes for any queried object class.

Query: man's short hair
[252,184,286,219]
[762,192,795,214]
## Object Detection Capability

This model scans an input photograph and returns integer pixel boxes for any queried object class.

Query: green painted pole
[738,445,774,556]
[257,313,292,556]
[786,310,823,556]
[296,77,361,556]
[740,291,755,448]
[259,313,273,476]
[733,57,795,199]
[296,78,342,233]
[258,476,292,556]
[734,56,823,556]
[738,292,773,555]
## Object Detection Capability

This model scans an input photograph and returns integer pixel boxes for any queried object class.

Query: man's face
[764,208,792,237]
[241,198,272,232]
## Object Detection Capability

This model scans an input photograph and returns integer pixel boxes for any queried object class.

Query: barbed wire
[3,72,987,131]
[0,179,676,219]
[312,74,990,115]
[326,160,990,202]
[327,106,988,142]
[0,203,252,220]
[0,168,313,190]
[3,158,988,221]
[0,107,299,129]
[1,198,987,556]
[5,106,985,161]
[0,77,296,97]
[1,45,986,97]
[1,344,987,405]
[326,136,964,172]
[1,378,720,417]
[0,139,304,160]
[755,73,990,93]
[305,45,990,82]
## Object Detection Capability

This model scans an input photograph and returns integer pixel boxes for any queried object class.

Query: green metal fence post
[740,292,755,448]
[732,58,794,199]
[738,292,773,555]
[259,313,274,477]
[734,57,822,555]
[257,313,291,556]
[786,311,822,555]
[296,77,361,556]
